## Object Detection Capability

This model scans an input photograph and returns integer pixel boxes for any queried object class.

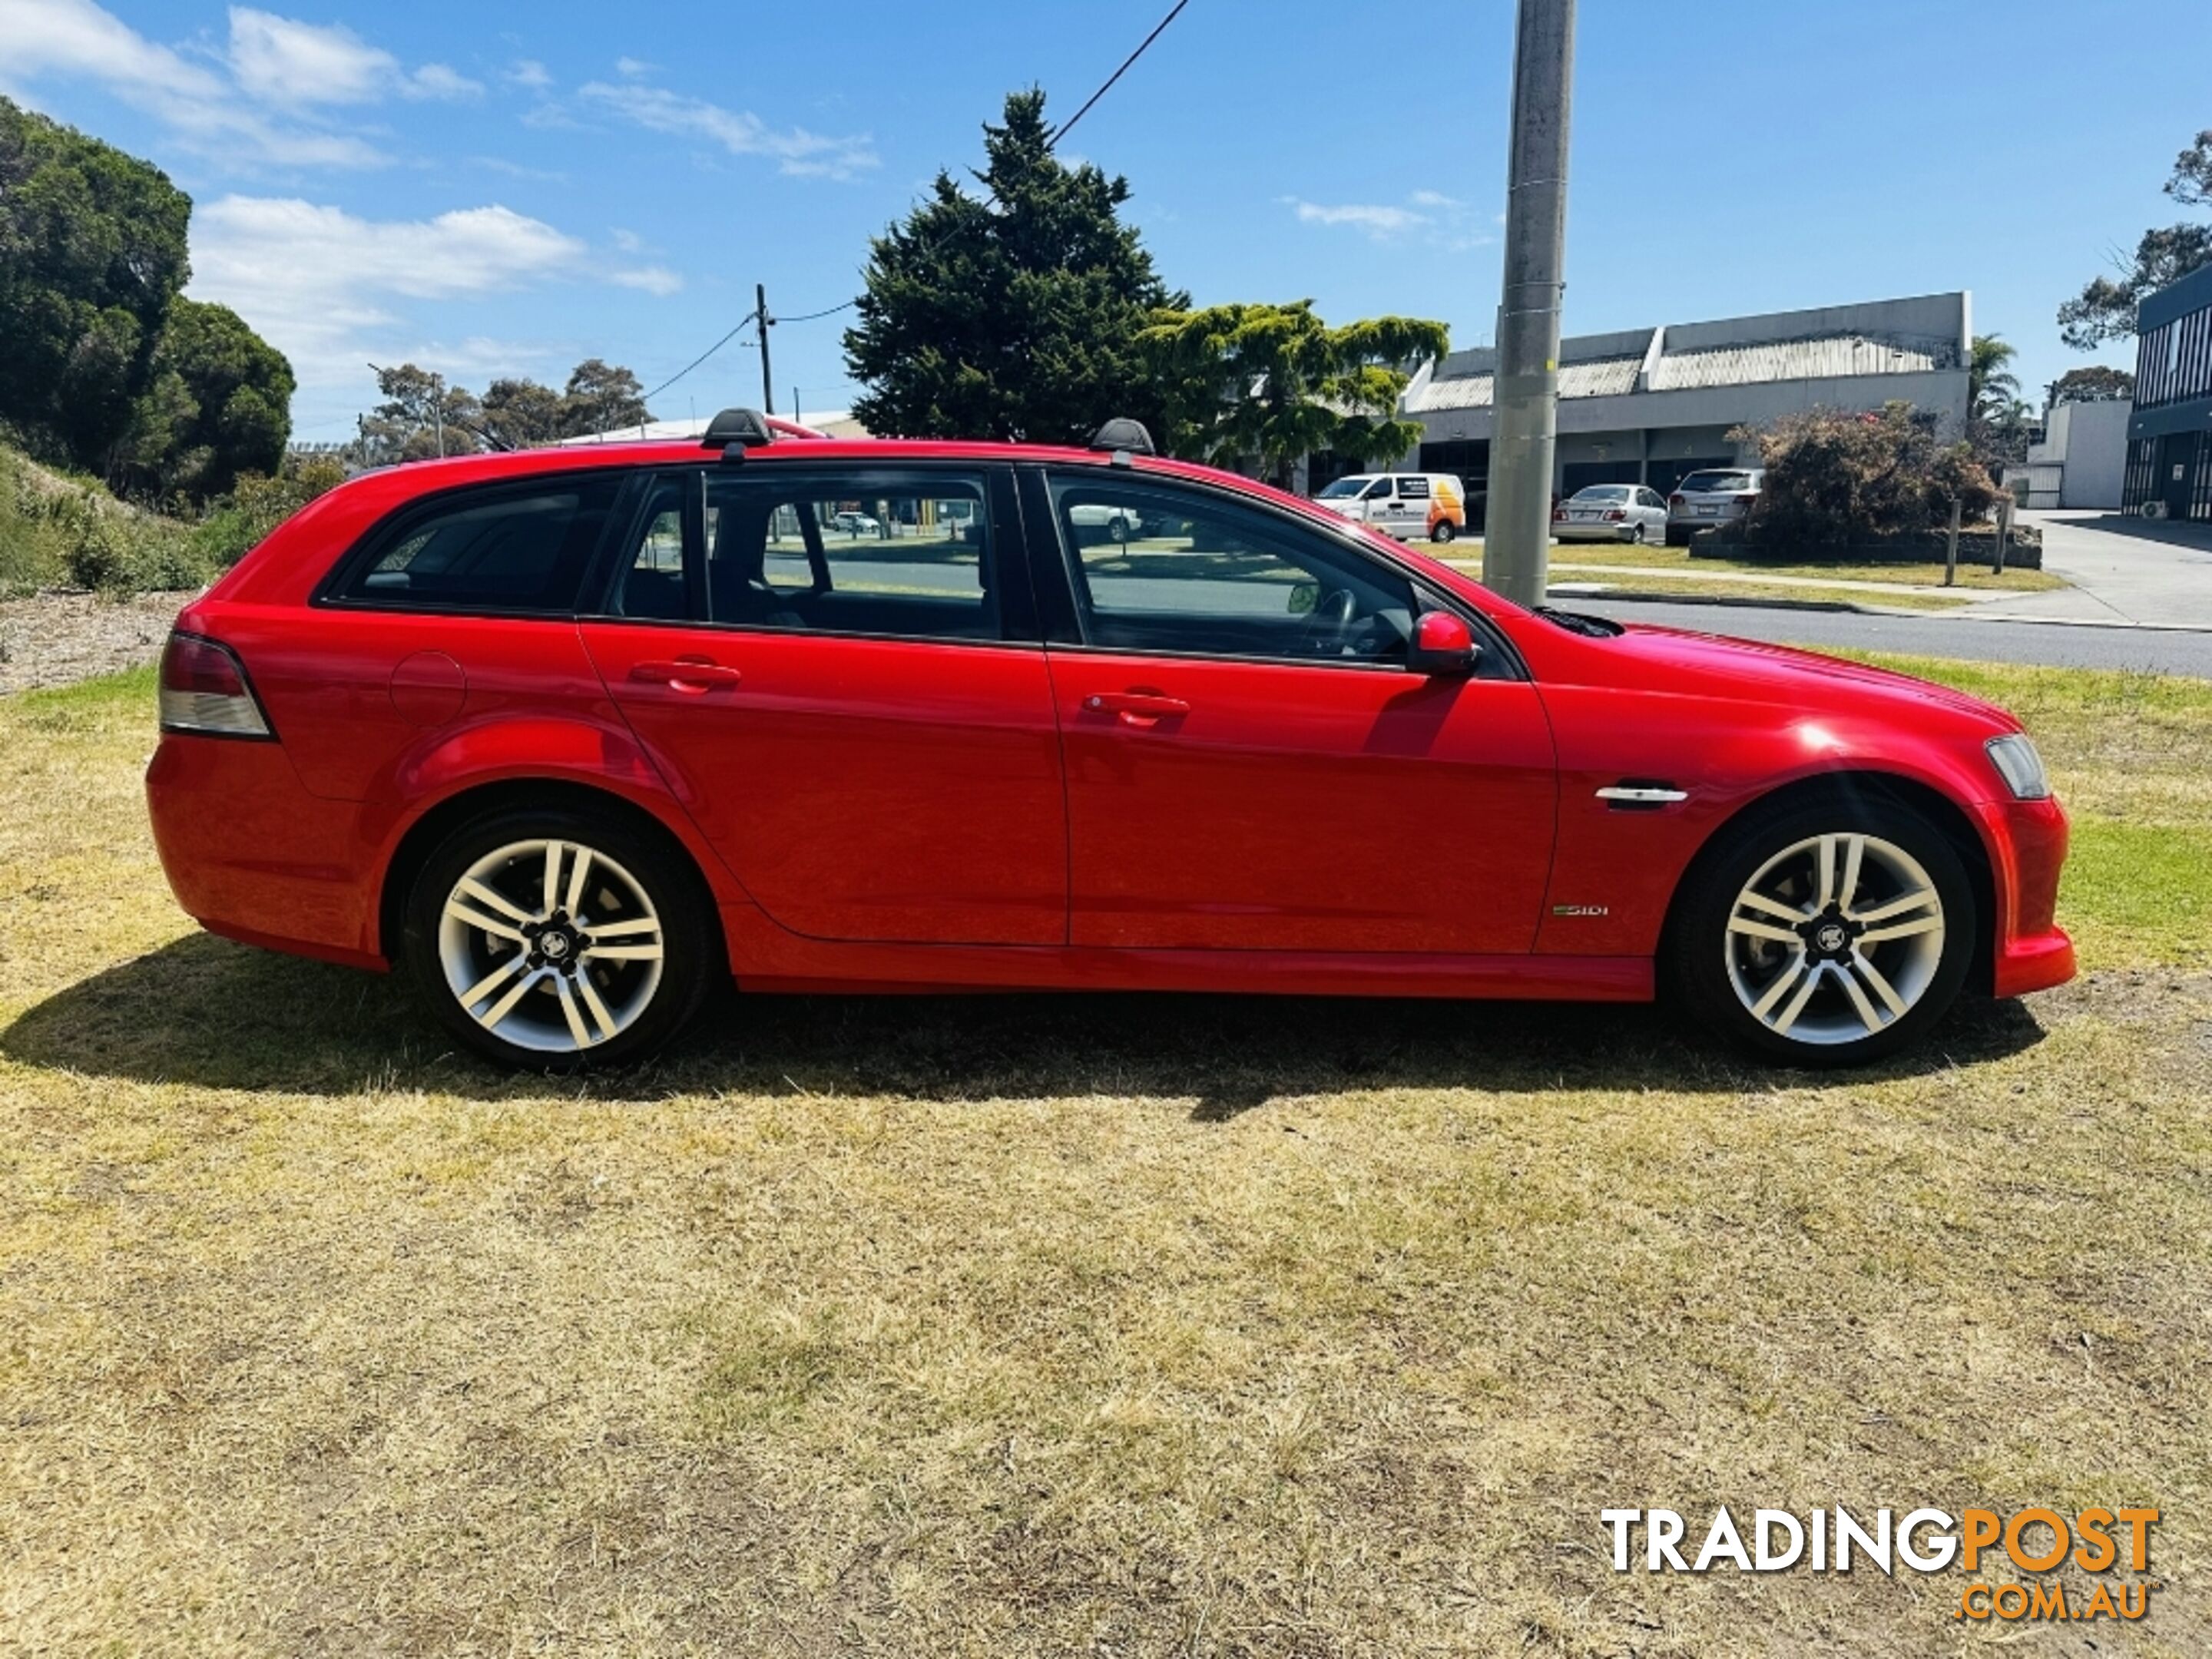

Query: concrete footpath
[1962,511,2212,628]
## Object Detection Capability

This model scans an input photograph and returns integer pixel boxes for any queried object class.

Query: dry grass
[2,664,2210,1657]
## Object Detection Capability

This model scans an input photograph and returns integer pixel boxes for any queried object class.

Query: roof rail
[1088,417,1155,459]
[702,408,777,459]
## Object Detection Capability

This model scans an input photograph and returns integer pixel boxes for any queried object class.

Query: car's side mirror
[1408,610,1478,677]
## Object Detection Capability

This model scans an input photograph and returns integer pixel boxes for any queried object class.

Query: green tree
[481,376,568,448]
[1968,334,2021,422]
[117,297,293,498]
[1139,302,1448,482]
[559,358,651,437]
[843,89,1184,443]
[0,97,192,471]
[2046,365,2134,406]
[2058,129,2212,349]
[357,364,484,462]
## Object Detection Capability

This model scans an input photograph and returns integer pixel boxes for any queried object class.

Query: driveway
[1971,510,2212,627]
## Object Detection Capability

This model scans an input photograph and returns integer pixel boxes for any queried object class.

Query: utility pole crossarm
[1485,0,1577,610]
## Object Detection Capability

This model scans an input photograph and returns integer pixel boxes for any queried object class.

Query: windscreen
[1315,476,1373,499]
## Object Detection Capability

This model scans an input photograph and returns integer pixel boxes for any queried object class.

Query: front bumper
[1974,794,2075,998]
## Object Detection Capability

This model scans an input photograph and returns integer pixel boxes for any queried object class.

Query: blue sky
[3,0,2203,439]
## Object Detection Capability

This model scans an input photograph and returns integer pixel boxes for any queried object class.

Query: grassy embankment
[0,658,2206,1656]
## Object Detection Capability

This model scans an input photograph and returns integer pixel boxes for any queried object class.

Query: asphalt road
[1576,599,2212,677]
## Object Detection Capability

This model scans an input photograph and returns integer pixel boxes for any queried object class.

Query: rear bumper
[1553,524,1636,541]
[1973,794,2075,998]
[146,735,386,970]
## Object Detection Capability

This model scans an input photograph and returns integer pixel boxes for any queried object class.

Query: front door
[2161,433,2200,521]
[1034,471,1557,954]
[581,463,1068,945]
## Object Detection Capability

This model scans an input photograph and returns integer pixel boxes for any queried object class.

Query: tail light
[1604,508,1625,522]
[1668,493,1685,509]
[1551,506,1568,522]
[160,631,274,739]
[1734,493,1759,506]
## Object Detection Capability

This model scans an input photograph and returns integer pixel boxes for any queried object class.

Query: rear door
[1028,469,1557,954]
[580,462,1068,945]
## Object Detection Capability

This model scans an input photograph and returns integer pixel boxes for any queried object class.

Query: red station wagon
[146,412,2075,1069]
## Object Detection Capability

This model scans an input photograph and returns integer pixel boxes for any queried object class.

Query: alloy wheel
[1722,832,1945,1047]
[435,837,665,1054]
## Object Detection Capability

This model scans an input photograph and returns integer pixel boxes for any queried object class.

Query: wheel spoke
[585,916,661,939]
[541,842,563,916]
[1737,889,1811,923]
[564,845,594,918]
[1750,954,1810,1020]
[1835,960,1885,1032]
[1837,836,1866,914]
[1851,949,1909,1017]
[458,953,527,1009]
[446,901,526,943]
[1729,914,1801,944]
[553,975,591,1048]
[1852,886,1937,926]
[575,969,618,1041]
[475,969,541,1031]
[1816,836,1839,909]
[1860,915,1941,945]
[1770,962,1826,1035]
[457,877,533,924]
[582,942,662,963]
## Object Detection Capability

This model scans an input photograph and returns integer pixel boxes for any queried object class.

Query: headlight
[1985,733,2051,800]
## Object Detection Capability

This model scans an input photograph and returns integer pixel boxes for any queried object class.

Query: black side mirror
[1408,610,1478,677]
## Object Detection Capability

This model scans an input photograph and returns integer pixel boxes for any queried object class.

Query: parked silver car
[1552,484,1671,545]
[1665,468,1763,546]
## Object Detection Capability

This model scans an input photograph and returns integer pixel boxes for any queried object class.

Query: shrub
[187,458,346,571]
[1729,403,2001,547]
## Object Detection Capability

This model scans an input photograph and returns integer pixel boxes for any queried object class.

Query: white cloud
[0,0,386,164]
[1292,200,1427,237]
[610,227,644,253]
[1409,189,1462,209]
[614,56,654,78]
[188,195,588,389]
[506,58,553,90]
[405,63,483,101]
[581,79,877,180]
[227,8,394,106]
[611,265,683,296]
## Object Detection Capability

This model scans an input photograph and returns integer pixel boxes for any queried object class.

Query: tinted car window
[701,469,998,641]
[1047,475,1416,666]
[611,475,690,620]
[345,476,622,613]
[1679,471,1754,493]
[1396,477,1429,498]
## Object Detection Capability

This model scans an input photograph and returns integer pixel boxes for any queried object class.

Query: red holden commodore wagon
[145,412,2074,1070]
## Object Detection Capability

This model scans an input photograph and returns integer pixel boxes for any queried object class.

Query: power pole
[756,283,775,416]
[1484,0,1577,609]
[431,371,446,458]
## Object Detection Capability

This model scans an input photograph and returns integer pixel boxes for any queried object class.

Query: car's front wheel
[1667,796,1975,1066]
[401,805,715,1069]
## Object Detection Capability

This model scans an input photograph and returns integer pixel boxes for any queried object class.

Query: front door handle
[1084,690,1190,727]
[631,657,743,693]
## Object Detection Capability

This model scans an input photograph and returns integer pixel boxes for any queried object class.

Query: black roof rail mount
[1089,417,1155,462]
[704,407,776,460]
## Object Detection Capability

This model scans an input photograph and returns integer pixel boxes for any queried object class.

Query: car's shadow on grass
[1,933,2051,1112]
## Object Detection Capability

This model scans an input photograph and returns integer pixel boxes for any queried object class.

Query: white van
[1312,473,1469,543]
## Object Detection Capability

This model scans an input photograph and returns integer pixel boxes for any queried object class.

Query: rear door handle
[631,657,743,692]
[1084,690,1190,727]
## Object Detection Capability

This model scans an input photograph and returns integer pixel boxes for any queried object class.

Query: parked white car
[1665,468,1764,545]
[1552,484,1671,545]
[1068,502,1146,543]
[831,510,882,536]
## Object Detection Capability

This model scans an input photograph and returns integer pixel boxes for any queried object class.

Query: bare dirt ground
[0,588,192,695]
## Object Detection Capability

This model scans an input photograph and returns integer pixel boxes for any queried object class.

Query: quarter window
[1396,476,1429,499]
[1046,475,1417,666]
[343,476,623,613]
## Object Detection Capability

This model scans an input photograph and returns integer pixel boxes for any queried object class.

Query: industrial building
[2005,397,2131,510]
[1392,291,1974,506]
[2123,261,2212,521]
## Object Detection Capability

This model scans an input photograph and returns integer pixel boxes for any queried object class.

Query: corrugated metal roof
[1647,334,1954,391]
[1409,355,1641,412]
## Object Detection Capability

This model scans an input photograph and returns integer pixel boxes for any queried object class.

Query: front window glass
[1047,475,1416,666]
[1362,478,1394,500]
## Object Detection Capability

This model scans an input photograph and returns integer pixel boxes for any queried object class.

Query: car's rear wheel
[1630,522,1647,545]
[402,806,714,1069]
[1667,796,1974,1067]
[1430,520,1457,544]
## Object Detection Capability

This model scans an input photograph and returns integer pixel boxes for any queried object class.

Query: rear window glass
[343,476,623,612]
[1573,485,1632,499]
[1678,472,1754,494]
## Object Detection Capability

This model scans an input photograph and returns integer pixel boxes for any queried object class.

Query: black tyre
[1430,520,1458,545]
[401,804,716,1070]
[1666,795,1975,1068]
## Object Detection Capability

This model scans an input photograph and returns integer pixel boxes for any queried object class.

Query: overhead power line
[641,0,1194,408]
